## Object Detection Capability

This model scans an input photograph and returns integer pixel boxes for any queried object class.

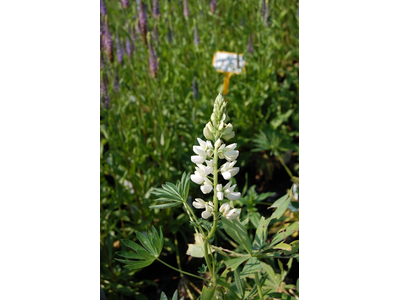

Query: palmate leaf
[269,222,299,247]
[159,290,184,300]
[149,172,190,210]
[115,227,164,270]
[221,218,253,255]
[240,257,262,279]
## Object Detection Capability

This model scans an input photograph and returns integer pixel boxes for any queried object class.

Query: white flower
[205,159,214,168]
[190,164,212,185]
[193,199,214,219]
[222,124,235,140]
[200,178,213,194]
[201,201,214,219]
[216,184,224,200]
[192,198,207,209]
[220,160,240,180]
[223,181,241,200]
[191,138,214,164]
[219,202,230,214]
[219,202,241,220]
[225,208,241,220]
[218,143,239,161]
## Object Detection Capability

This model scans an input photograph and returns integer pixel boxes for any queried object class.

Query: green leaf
[240,257,262,278]
[290,240,299,253]
[252,216,269,251]
[136,231,158,257]
[115,259,154,270]
[267,292,297,300]
[149,202,182,209]
[221,218,253,254]
[200,286,217,300]
[234,268,245,298]
[115,251,147,260]
[160,292,168,300]
[269,222,299,247]
[272,242,292,251]
[269,193,291,220]
[224,256,250,270]
[120,239,154,260]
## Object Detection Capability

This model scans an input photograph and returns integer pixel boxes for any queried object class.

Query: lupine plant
[116,95,299,299]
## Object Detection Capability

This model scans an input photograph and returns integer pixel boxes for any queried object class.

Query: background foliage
[100,0,299,299]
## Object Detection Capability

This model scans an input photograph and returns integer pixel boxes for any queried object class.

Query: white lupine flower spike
[190,93,241,221]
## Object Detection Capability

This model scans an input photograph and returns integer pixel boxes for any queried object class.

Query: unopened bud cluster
[203,94,235,142]
[191,94,241,220]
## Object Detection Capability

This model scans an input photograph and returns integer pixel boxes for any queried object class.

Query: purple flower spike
[116,36,124,64]
[100,0,107,16]
[194,24,199,45]
[247,35,254,55]
[210,0,216,14]
[104,16,114,62]
[100,49,105,69]
[101,76,110,108]
[126,37,134,57]
[121,0,129,9]
[261,0,268,25]
[183,0,190,18]
[139,1,148,44]
[153,0,160,19]
[148,37,158,78]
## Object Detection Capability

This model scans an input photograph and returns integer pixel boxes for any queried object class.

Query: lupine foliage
[100,0,299,299]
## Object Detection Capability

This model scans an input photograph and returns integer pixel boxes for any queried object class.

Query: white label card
[212,51,245,74]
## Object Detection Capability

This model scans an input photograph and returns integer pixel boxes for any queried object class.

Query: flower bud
[223,131,235,141]
[214,138,222,149]
[203,123,213,140]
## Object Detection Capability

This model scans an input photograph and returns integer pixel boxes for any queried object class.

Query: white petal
[191,174,205,185]
[193,198,206,209]
[205,160,214,168]
[197,138,207,149]
[219,202,230,214]
[224,150,239,161]
[191,155,205,164]
[216,184,223,192]
[201,210,212,219]
[222,171,232,180]
[225,143,237,151]
[217,191,224,200]
[223,181,232,190]
[229,167,240,178]
[215,138,222,148]
[200,184,213,194]
[193,146,206,157]
[225,208,241,220]
[204,166,213,176]
[226,192,241,200]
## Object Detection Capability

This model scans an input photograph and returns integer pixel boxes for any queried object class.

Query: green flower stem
[277,155,294,180]
[203,141,221,286]
[255,272,263,299]
[156,257,209,282]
